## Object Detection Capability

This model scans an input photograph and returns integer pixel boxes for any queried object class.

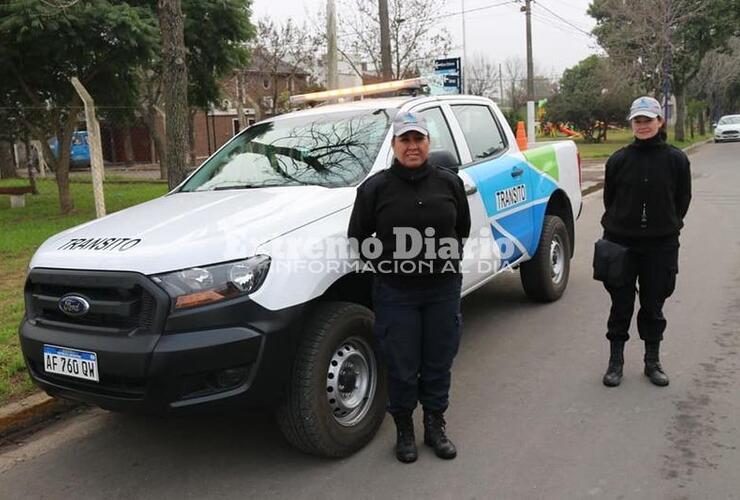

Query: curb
[0,393,80,442]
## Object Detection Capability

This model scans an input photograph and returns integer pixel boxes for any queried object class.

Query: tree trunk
[158,0,190,190]
[55,113,78,214]
[188,109,197,166]
[272,75,279,115]
[144,107,168,180]
[674,84,686,142]
[698,108,706,136]
[0,139,18,179]
[23,138,38,195]
[235,72,247,131]
[123,126,135,166]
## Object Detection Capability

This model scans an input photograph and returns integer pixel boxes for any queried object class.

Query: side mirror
[712,123,718,128]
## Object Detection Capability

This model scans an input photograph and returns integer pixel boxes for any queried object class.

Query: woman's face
[392,132,430,168]
[631,115,664,140]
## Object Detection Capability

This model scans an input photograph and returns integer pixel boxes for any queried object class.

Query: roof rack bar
[289,78,425,105]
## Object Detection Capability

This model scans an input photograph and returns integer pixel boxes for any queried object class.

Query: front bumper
[19,268,304,413]
[715,132,740,142]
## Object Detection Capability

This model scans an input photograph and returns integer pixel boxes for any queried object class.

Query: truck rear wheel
[276,302,387,457]
[520,215,571,302]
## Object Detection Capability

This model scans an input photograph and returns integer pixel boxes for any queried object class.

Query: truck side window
[418,107,460,164]
[451,105,507,161]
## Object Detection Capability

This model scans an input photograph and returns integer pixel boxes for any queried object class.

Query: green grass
[0,178,168,404]
[539,129,712,160]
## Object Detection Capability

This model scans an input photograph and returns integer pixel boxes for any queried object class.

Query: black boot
[423,410,457,459]
[644,341,669,386]
[603,340,625,387]
[392,411,417,463]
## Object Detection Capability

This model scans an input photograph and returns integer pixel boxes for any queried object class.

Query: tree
[0,0,158,213]
[157,0,190,190]
[337,0,452,80]
[130,0,254,178]
[504,57,526,110]
[467,54,499,99]
[691,37,740,123]
[546,56,634,143]
[250,18,321,116]
[589,0,739,141]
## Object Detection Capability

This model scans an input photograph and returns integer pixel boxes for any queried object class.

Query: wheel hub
[326,338,377,427]
[550,235,565,285]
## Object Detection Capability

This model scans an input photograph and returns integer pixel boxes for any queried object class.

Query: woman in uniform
[348,111,471,463]
[598,96,692,387]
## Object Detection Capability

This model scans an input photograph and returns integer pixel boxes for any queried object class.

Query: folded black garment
[593,238,629,285]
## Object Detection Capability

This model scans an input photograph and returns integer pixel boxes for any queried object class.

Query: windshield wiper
[212,184,262,190]
[210,181,300,191]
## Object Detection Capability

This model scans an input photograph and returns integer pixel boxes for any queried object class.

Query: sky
[251,0,604,81]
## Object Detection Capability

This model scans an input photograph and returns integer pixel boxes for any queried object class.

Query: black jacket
[347,160,471,287]
[601,133,691,239]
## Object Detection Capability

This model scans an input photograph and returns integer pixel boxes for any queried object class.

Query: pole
[524,0,535,143]
[662,0,672,127]
[379,0,392,80]
[70,77,106,218]
[327,0,339,89]
[461,0,467,93]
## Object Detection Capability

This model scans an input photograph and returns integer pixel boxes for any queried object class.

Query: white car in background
[714,114,740,143]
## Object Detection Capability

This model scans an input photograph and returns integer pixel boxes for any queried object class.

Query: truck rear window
[180,108,396,191]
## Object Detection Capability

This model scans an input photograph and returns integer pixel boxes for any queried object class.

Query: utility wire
[434,0,520,20]
[534,1,595,38]
[530,10,593,40]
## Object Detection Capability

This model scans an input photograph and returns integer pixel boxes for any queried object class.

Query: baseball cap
[392,112,429,137]
[628,96,663,120]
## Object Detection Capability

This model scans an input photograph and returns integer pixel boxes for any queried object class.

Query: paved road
[2,142,740,500]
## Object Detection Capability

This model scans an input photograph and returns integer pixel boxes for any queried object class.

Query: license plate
[43,345,99,382]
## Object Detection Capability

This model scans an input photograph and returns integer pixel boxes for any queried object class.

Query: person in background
[599,96,692,388]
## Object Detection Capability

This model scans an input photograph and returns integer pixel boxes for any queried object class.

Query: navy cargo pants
[372,275,462,414]
[603,233,679,343]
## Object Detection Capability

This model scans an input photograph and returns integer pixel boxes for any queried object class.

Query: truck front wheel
[276,302,387,457]
[520,215,571,302]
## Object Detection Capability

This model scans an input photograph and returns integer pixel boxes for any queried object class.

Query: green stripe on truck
[523,145,559,182]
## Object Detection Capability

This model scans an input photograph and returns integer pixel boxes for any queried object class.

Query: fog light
[211,367,248,389]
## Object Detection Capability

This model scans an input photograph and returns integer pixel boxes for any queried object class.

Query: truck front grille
[25,269,169,335]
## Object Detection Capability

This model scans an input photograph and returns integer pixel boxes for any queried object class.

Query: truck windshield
[180,108,396,191]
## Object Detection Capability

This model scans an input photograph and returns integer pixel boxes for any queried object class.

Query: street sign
[431,57,462,95]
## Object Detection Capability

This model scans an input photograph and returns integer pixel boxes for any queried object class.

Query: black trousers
[603,234,679,343]
[372,276,462,414]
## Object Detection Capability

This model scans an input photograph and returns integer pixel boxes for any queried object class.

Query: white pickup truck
[20,89,581,457]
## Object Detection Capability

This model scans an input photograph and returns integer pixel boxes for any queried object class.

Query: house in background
[99,53,315,165]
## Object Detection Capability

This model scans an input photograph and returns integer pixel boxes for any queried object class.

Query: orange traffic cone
[516,121,528,151]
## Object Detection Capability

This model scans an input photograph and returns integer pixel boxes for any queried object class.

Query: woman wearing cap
[597,96,692,387]
[348,111,471,463]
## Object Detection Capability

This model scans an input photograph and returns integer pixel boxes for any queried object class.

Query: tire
[520,215,571,302]
[276,302,387,457]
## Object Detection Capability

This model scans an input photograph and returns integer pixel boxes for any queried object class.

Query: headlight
[152,255,271,310]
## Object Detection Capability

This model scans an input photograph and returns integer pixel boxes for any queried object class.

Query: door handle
[511,167,524,178]
[464,182,478,195]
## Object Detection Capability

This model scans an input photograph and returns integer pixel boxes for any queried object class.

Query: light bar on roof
[289,78,425,104]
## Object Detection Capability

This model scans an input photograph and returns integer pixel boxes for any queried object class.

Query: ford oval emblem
[58,295,90,317]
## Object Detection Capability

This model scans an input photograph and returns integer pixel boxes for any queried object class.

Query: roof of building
[242,51,310,77]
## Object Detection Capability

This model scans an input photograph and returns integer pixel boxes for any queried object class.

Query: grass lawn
[539,128,712,160]
[0,177,168,404]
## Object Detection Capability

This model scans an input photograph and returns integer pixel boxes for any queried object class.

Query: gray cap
[628,96,663,120]
[392,112,429,137]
